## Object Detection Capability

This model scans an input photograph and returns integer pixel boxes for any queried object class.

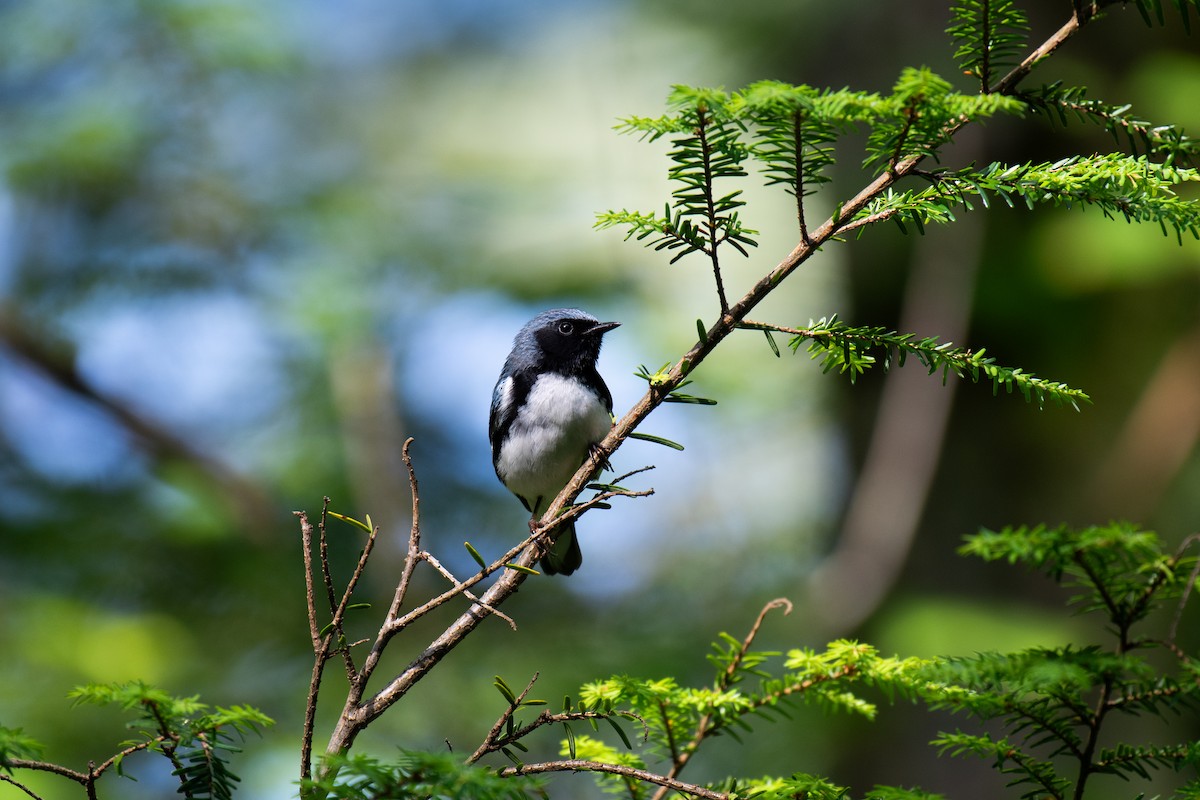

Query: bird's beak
[585,320,621,336]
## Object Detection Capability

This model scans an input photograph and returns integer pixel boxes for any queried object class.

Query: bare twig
[421,550,517,630]
[722,598,792,685]
[298,498,380,782]
[389,438,424,621]
[300,634,325,783]
[0,773,44,800]
[298,507,323,650]
[991,10,1087,95]
[1168,533,1200,648]
[317,504,339,636]
[544,485,656,534]
[500,760,729,800]
[298,506,324,782]
[330,518,380,683]
[2,760,89,786]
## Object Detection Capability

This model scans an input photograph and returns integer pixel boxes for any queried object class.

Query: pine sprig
[576,639,946,779]
[0,725,44,766]
[856,154,1200,242]
[1020,82,1200,165]
[947,0,1031,91]
[961,522,1197,624]
[740,81,881,240]
[66,681,273,798]
[933,731,1071,799]
[739,317,1090,411]
[924,524,1200,800]
[1129,0,1198,29]
[863,67,1026,174]
[600,85,758,313]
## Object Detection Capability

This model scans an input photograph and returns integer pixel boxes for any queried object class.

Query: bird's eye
[557,321,574,335]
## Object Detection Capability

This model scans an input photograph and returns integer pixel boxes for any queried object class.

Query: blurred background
[0,1,1197,798]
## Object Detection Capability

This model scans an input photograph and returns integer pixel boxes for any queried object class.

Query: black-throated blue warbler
[489,308,619,576]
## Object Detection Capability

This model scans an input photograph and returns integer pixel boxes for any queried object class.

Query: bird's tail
[540,521,582,576]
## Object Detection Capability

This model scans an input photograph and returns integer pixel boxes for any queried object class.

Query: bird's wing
[489,367,534,466]
[593,367,614,414]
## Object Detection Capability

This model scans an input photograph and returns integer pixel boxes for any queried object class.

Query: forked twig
[421,550,517,630]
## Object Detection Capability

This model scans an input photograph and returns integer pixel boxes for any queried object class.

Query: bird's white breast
[495,373,611,513]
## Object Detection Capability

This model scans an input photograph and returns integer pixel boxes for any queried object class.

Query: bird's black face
[533,316,620,371]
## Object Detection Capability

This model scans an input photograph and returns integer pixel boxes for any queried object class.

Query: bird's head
[517,308,620,372]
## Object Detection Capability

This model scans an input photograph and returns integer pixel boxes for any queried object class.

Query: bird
[489,308,620,576]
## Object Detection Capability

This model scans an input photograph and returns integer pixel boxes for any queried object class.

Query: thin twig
[300,636,326,783]
[299,498,379,782]
[389,438,423,622]
[421,550,517,630]
[330,520,380,684]
[695,105,730,316]
[500,760,728,800]
[297,507,323,651]
[2,760,89,785]
[543,485,656,534]
[385,530,536,635]
[722,598,793,686]
[467,673,541,764]
[1167,533,1200,647]
[991,11,1084,96]
[317,503,339,634]
[0,774,44,800]
[147,702,184,776]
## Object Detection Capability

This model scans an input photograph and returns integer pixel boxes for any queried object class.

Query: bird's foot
[589,442,613,473]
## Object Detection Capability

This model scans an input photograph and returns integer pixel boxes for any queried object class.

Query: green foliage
[304,752,544,800]
[862,67,1025,174]
[742,772,853,800]
[947,0,1030,90]
[922,523,1200,800]
[961,522,1196,623]
[739,317,1091,410]
[597,86,759,271]
[0,725,44,767]
[739,776,942,800]
[517,524,1200,800]
[738,80,881,236]
[1019,82,1200,165]
[570,635,949,798]
[1129,0,1199,29]
[861,155,1200,243]
[1,682,272,799]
